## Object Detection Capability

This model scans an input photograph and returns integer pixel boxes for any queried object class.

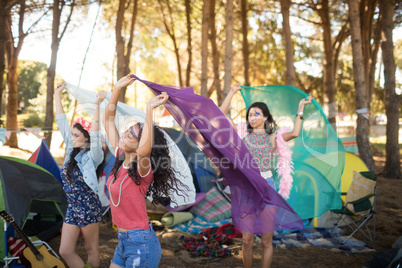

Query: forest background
[0,0,401,178]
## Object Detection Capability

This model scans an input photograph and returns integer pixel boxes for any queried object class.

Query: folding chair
[332,171,377,244]
[212,178,231,202]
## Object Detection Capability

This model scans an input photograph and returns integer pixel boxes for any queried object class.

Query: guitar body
[20,245,65,268]
[0,210,65,268]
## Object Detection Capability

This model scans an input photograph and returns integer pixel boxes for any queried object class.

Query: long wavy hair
[246,102,277,135]
[110,123,187,206]
[66,123,105,183]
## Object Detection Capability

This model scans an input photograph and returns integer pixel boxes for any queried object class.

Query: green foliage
[23,113,44,128]
[17,60,47,113]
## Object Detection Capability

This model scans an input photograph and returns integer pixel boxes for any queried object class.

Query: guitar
[0,210,65,268]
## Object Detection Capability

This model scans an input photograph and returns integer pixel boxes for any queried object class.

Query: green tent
[240,85,345,220]
[0,156,67,258]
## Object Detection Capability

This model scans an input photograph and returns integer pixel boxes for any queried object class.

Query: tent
[28,140,62,183]
[0,156,67,258]
[163,128,219,193]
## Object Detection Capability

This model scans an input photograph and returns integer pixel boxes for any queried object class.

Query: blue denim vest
[56,113,103,194]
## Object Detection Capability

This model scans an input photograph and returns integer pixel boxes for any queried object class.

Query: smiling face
[248,107,268,130]
[118,124,141,152]
[71,127,88,149]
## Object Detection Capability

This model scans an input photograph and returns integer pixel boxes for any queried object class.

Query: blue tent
[28,140,62,183]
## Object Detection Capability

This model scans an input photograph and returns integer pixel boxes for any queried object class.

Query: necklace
[109,166,129,207]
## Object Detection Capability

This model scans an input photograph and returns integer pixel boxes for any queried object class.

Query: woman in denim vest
[55,83,105,268]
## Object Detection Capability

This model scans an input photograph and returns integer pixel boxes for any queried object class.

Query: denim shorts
[111,223,161,268]
[261,171,276,190]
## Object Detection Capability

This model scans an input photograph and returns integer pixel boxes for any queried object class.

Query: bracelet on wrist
[296,112,303,120]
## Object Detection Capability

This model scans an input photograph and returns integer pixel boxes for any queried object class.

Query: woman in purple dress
[221,83,312,268]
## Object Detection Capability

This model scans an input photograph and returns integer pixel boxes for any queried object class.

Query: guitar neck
[9,221,40,256]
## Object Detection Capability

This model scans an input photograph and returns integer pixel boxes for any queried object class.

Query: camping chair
[212,178,231,202]
[332,171,377,244]
[3,218,62,268]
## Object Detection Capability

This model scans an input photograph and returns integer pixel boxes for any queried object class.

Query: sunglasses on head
[130,125,139,140]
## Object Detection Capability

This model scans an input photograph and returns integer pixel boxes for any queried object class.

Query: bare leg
[242,232,254,268]
[81,222,100,268]
[59,222,84,268]
[260,232,273,268]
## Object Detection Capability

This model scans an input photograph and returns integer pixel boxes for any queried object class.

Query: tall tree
[241,0,250,86]
[44,0,75,147]
[115,0,138,102]
[159,0,183,86]
[209,0,223,104]
[347,0,375,172]
[4,0,27,148]
[316,0,337,129]
[359,0,382,118]
[200,0,210,97]
[380,0,400,179]
[184,0,192,87]
[0,1,10,120]
[223,0,234,96]
[279,0,296,86]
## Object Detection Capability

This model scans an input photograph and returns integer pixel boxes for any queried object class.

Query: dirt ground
[1,146,401,268]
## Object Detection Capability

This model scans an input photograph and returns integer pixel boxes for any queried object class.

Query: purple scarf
[134,76,304,233]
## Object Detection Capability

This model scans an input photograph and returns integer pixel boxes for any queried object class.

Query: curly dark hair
[66,123,105,183]
[110,123,188,206]
[246,102,277,135]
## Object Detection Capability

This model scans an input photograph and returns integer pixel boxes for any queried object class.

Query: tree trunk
[223,0,234,96]
[159,0,183,87]
[209,0,222,105]
[4,0,26,148]
[359,0,380,124]
[124,0,138,78]
[5,55,18,147]
[0,3,9,120]
[280,0,295,87]
[380,0,400,179]
[200,0,210,97]
[44,0,62,147]
[116,0,127,102]
[347,0,376,172]
[44,0,74,146]
[318,0,337,129]
[241,0,250,87]
[185,0,192,87]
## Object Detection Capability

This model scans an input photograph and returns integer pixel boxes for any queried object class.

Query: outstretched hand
[95,91,107,105]
[299,96,313,107]
[148,92,169,109]
[114,74,136,90]
[55,82,66,96]
[230,83,241,94]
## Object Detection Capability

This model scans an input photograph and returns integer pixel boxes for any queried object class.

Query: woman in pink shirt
[103,74,183,268]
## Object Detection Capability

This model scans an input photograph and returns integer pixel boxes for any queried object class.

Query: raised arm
[221,83,241,116]
[55,83,66,115]
[103,74,136,152]
[281,96,313,142]
[137,92,169,176]
[90,91,107,166]
[92,91,106,133]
